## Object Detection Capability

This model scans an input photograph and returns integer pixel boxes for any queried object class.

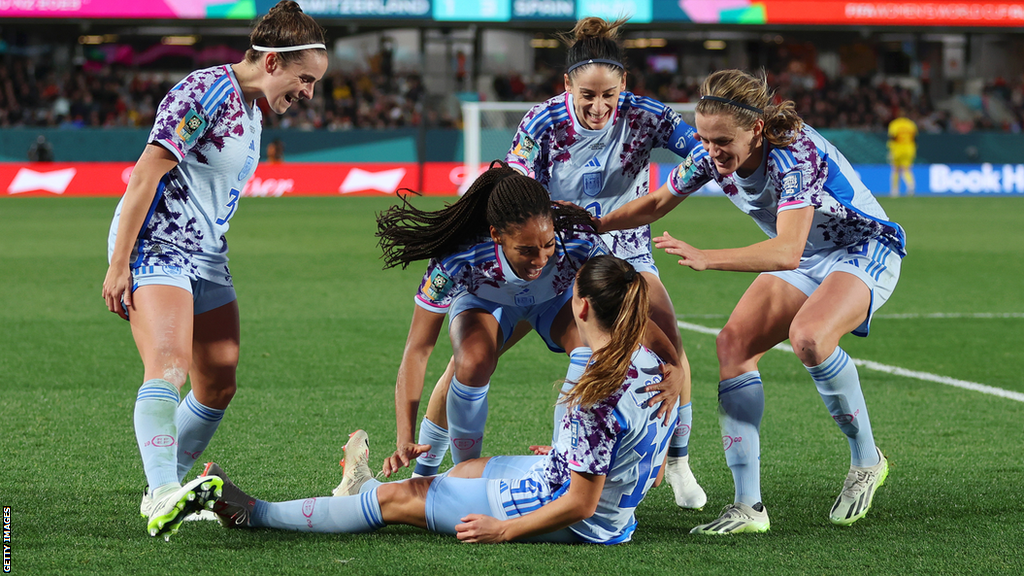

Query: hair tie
[252,43,326,53]
[700,95,763,115]
[567,58,624,75]
[623,269,637,283]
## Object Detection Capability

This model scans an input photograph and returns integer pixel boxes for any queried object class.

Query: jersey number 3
[216,188,241,225]
[618,422,670,508]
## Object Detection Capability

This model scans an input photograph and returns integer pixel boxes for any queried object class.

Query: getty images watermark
[3,506,10,573]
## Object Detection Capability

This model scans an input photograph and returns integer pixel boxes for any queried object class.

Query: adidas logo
[584,158,601,168]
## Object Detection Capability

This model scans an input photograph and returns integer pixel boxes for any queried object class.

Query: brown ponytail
[563,255,649,409]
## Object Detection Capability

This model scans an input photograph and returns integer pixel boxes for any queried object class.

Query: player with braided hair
[374,162,684,478]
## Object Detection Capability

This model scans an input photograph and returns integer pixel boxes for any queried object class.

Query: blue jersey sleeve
[665,113,701,158]
[667,148,713,198]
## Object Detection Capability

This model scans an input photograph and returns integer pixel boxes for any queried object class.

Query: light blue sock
[807,347,880,468]
[359,478,383,494]
[175,390,224,482]
[413,418,449,476]
[252,488,385,533]
[134,379,181,490]
[668,402,692,458]
[718,372,764,506]
[446,376,489,463]
[553,347,591,444]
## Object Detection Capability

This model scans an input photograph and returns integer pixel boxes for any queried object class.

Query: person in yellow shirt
[888,112,917,197]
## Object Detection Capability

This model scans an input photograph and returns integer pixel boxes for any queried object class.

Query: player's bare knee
[789,324,830,366]
[452,354,495,387]
[715,324,750,367]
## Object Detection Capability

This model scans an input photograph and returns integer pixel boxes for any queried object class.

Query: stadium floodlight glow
[162,35,200,46]
[704,40,727,50]
[624,38,667,49]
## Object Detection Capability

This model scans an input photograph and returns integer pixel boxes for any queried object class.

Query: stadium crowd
[3,48,1024,133]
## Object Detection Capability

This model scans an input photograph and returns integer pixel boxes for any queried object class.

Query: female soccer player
[412,17,706,510]
[100,0,328,540]
[373,162,683,480]
[204,255,679,544]
[600,69,906,534]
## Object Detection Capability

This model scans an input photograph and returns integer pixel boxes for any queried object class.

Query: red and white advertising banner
[0,162,485,198]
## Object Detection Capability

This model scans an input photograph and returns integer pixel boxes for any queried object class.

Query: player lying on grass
[372,162,685,478]
[599,69,905,534]
[201,255,679,544]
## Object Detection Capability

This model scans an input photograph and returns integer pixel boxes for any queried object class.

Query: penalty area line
[676,320,1024,404]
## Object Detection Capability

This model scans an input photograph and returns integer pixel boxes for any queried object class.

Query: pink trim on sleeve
[157,138,185,161]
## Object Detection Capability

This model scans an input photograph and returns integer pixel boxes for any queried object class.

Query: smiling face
[694,111,765,177]
[491,215,556,282]
[263,50,328,115]
[564,65,625,130]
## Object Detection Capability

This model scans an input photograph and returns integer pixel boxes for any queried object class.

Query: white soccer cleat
[141,487,219,522]
[333,430,373,497]
[664,455,707,509]
[690,502,770,535]
[145,476,223,540]
[829,447,889,526]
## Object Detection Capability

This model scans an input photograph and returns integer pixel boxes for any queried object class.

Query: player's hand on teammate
[528,445,552,455]
[455,514,508,543]
[654,231,708,271]
[553,199,600,231]
[644,362,684,426]
[102,265,134,320]
[382,442,430,477]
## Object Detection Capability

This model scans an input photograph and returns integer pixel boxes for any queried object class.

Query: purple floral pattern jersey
[107,65,262,285]
[506,92,699,261]
[518,345,676,544]
[414,229,607,313]
[667,125,906,256]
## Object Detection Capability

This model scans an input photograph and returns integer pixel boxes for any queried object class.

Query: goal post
[460,100,697,192]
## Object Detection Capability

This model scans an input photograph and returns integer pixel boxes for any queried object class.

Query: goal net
[460,100,697,192]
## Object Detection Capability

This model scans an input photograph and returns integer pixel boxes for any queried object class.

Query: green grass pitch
[1,196,1022,575]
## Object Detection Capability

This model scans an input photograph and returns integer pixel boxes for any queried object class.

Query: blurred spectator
[6,39,1024,134]
[266,138,284,163]
[27,134,54,162]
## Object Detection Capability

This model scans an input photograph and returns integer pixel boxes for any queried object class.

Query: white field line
[676,320,1024,403]
[679,312,1024,320]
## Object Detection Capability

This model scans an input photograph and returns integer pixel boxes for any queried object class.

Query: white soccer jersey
[110,65,262,284]
[667,125,906,256]
[414,229,608,313]
[506,92,700,260]
[510,346,676,544]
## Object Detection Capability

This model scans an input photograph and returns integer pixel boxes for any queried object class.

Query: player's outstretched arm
[598,182,686,233]
[654,206,813,273]
[385,306,446,477]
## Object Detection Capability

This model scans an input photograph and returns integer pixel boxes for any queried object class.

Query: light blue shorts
[764,238,902,337]
[449,287,574,353]
[424,468,581,544]
[132,266,237,316]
